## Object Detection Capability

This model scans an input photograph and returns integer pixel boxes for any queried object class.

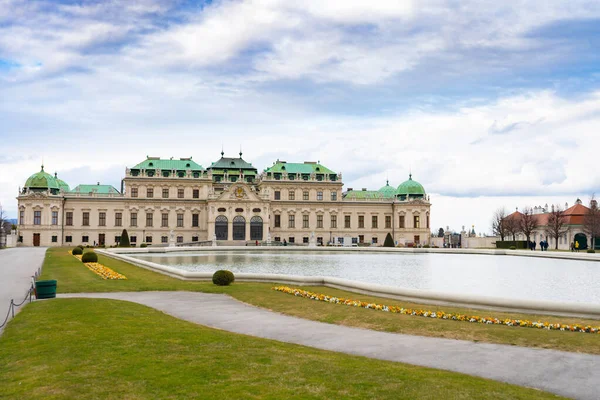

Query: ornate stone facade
[16,154,431,247]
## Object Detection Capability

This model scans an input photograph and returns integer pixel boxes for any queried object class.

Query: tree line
[491,197,600,250]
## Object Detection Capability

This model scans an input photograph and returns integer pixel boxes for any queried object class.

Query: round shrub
[212,270,235,286]
[140,243,148,248]
[587,249,596,254]
[72,247,83,255]
[81,251,98,263]
[509,246,516,250]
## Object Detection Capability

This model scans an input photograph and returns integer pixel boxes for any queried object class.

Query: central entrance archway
[233,216,246,240]
[215,215,228,240]
[574,233,588,250]
[250,216,263,241]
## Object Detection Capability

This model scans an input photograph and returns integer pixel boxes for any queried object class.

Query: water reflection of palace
[17,151,431,247]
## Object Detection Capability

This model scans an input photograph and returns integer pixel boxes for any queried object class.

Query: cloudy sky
[1,0,599,233]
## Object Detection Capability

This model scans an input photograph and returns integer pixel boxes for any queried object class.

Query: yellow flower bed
[273,286,600,334]
[69,251,127,280]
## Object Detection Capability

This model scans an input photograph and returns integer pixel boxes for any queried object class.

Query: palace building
[16,152,431,247]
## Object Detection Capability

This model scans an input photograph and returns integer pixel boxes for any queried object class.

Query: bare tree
[491,207,508,240]
[583,195,600,250]
[504,213,520,241]
[0,204,7,247]
[519,207,539,245]
[545,206,567,250]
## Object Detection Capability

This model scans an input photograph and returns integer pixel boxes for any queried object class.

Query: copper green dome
[24,165,60,191]
[378,180,397,198]
[54,172,70,192]
[396,174,425,199]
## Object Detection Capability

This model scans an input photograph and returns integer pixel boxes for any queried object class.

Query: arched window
[233,216,246,240]
[215,215,228,240]
[250,216,263,241]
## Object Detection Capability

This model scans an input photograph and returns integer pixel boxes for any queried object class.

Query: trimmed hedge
[140,243,148,248]
[496,240,528,249]
[81,252,98,263]
[212,270,235,286]
[72,247,83,255]
[588,249,596,253]
[119,229,130,247]
[509,246,516,250]
[383,233,395,247]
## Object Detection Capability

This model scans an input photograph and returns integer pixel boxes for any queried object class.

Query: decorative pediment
[212,184,263,203]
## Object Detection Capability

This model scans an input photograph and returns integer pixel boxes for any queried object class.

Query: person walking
[570,242,574,252]
[539,240,544,251]
[575,241,579,252]
[533,241,536,251]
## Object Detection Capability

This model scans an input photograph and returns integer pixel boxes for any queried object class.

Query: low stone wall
[97,249,600,320]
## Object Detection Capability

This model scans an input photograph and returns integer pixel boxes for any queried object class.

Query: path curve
[59,291,600,400]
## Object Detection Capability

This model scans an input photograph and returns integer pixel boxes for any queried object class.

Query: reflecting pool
[131,251,600,304]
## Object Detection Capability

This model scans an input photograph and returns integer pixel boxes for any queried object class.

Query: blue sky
[1,0,599,233]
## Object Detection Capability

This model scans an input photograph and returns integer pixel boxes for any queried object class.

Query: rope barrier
[0,266,43,330]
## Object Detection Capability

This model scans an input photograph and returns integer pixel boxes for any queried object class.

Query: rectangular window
[145,236,152,243]
[303,214,309,229]
[115,236,121,244]
[146,213,153,227]
[192,214,199,227]
[192,236,198,242]
[274,214,281,228]
[289,237,295,243]
[177,213,184,227]
[99,212,106,227]
[51,211,58,225]
[317,215,323,228]
[65,236,72,243]
[427,215,430,229]
[303,237,309,243]
[414,215,420,229]
[303,191,309,201]
[385,216,391,229]
[115,212,122,227]
[162,236,168,243]
[19,210,25,225]
[131,213,138,227]
[317,191,323,201]
[274,237,281,242]
[162,188,169,198]
[33,211,41,225]
[193,189,199,199]
[344,215,351,229]
[178,188,184,198]
[82,235,89,243]
[372,237,378,244]
[147,188,154,198]
[331,191,337,201]
[358,215,364,228]
[289,190,295,200]
[331,215,337,228]
[372,216,378,229]
[288,214,295,228]
[130,236,137,243]
[162,213,169,227]
[177,236,183,243]
[131,187,138,197]
[82,212,89,226]
[359,235,364,243]
[51,235,58,243]
[399,215,405,228]
[274,191,281,200]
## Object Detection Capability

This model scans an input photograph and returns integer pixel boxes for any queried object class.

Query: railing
[0,267,41,331]
[176,240,213,247]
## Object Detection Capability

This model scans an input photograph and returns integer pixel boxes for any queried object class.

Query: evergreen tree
[119,229,130,247]
[383,233,395,247]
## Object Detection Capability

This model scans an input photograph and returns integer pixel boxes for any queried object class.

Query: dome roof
[54,172,70,192]
[378,180,396,198]
[24,165,60,190]
[396,174,425,196]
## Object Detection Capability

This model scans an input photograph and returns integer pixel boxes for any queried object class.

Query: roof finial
[41,158,44,172]
[221,144,224,157]
[239,145,242,158]
[409,164,412,180]
[54,172,57,178]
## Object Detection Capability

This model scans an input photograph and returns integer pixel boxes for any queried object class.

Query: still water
[131,251,600,304]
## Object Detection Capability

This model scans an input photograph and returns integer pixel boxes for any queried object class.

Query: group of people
[529,240,549,251]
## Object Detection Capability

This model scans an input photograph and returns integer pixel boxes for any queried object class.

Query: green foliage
[496,241,528,249]
[72,247,83,255]
[119,229,130,247]
[423,244,430,248]
[81,252,98,263]
[383,233,395,247]
[587,249,596,253]
[212,270,235,286]
[140,243,148,248]
[509,246,516,250]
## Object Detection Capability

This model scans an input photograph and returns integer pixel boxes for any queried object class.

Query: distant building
[16,152,431,247]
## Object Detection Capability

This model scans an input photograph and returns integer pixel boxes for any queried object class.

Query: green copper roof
[265,161,336,175]
[397,174,426,196]
[344,190,384,200]
[24,165,60,190]
[54,173,70,192]
[132,157,203,170]
[378,181,397,198]
[71,184,120,195]
[208,155,256,171]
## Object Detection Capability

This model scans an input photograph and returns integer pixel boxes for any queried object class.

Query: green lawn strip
[0,299,563,400]
[41,247,600,355]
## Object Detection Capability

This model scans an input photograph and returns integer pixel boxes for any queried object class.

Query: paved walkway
[0,247,47,332]
[60,291,600,400]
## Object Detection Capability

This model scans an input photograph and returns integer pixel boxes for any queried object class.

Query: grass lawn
[0,299,564,400]
[41,247,600,355]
